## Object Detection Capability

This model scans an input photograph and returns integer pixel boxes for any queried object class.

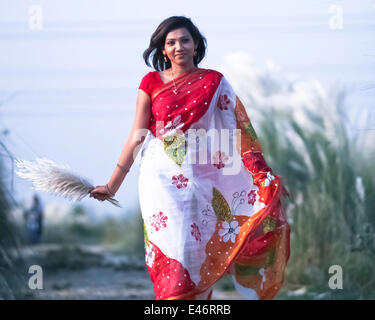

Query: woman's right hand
[89,185,113,202]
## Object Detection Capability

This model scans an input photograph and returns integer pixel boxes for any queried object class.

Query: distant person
[23,194,43,244]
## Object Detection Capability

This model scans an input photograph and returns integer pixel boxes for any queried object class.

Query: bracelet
[117,163,130,174]
[105,183,115,197]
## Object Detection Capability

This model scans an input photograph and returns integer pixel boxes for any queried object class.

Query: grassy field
[254,88,375,299]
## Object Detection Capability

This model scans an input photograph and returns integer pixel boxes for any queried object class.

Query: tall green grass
[0,145,31,299]
[255,89,375,299]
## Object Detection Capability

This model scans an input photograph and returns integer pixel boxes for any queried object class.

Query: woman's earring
[164,55,168,62]
[194,50,197,56]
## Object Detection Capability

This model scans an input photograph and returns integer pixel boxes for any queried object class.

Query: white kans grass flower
[355,176,365,201]
[218,51,354,152]
[15,157,121,207]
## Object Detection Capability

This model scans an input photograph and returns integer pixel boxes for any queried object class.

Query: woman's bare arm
[106,89,151,195]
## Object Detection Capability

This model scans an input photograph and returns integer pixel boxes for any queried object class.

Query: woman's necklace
[170,68,179,95]
[169,66,198,95]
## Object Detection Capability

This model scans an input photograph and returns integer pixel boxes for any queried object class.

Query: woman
[90,16,291,300]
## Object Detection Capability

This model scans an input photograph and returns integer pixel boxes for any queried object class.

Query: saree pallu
[138,68,291,300]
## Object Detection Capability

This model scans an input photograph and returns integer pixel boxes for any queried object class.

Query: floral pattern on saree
[138,69,290,300]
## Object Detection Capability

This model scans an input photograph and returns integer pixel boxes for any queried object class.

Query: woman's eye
[167,39,189,45]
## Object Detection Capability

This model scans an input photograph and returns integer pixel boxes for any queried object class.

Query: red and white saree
[138,68,290,300]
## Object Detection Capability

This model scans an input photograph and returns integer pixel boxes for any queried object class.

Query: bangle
[117,163,130,174]
[105,184,115,197]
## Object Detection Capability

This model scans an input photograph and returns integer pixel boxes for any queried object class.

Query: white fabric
[138,76,265,288]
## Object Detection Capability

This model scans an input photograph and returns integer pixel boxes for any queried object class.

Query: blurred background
[0,0,374,299]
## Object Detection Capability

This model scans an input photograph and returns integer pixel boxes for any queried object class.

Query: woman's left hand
[89,185,112,201]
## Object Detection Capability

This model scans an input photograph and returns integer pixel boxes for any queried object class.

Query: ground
[16,243,243,300]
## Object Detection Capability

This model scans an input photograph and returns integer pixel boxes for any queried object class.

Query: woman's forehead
[166,28,191,40]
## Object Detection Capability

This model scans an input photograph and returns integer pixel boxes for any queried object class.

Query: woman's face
[162,27,198,68]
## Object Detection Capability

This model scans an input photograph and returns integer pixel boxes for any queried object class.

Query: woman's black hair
[143,16,207,71]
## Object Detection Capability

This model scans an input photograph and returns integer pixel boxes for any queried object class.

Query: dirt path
[18,243,241,300]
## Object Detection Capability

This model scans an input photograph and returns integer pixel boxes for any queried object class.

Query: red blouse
[138,69,223,138]
[138,71,163,97]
